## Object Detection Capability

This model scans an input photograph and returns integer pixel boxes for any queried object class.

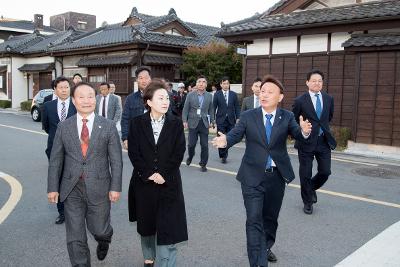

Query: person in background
[72,73,83,85]
[241,77,262,112]
[95,82,122,125]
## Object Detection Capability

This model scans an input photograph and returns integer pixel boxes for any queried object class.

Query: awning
[143,55,183,65]
[77,55,136,67]
[0,65,7,72]
[18,63,54,72]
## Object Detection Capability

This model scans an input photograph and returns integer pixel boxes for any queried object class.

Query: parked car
[31,89,54,122]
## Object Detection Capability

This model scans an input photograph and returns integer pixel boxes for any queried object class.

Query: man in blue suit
[212,76,312,267]
[121,66,151,150]
[42,76,77,224]
[292,69,336,215]
[213,77,240,163]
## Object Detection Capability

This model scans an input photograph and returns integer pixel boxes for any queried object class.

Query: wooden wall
[243,51,400,146]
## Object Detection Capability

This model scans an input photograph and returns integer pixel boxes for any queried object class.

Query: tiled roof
[77,55,136,67]
[0,20,58,34]
[219,0,400,36]
[342,33,400,48]
[50,8,224,53]
[265,0,291,15]
[143,55,183,65]
[0,32,45,54]
[18,63,54,72]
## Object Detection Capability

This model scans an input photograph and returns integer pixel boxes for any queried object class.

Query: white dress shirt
[150,114,165,144]
[57,97,71,121]
[77,112,95,138]
[223,90,229,105]
[98,94,110,118]
[253,95,259,108]
[308,90,323,112]
[262,108,277,167]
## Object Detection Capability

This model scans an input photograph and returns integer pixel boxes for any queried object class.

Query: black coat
[128,112,188,245]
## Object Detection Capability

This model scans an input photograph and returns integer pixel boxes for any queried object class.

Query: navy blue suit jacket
[226,107,305,186]
[213,90,240,126]
[42,99,76,159]
[121,91,145,141]
[292,91,336,151]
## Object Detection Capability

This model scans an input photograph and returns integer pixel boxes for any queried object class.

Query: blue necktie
[265,114,273,169]
[315,93,323,135]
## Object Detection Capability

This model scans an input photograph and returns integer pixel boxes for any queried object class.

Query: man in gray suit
[95,82,122,124]
[241,77,262,112]
[213,76,311,267]
[47,82,123,266]
[182,75,215,172]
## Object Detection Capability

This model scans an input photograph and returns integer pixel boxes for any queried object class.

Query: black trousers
[216,117,235,159]
[298,136,332,205]
[241,170,285,267]
[187,120,209,166]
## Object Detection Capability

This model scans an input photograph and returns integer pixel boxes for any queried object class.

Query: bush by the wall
[331,126,351,150]
[0,100,11,108]
[20,100,32,111]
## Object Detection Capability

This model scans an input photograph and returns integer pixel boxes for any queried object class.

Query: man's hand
[123,140,128,150]
[148,173,165,184]
[183,122,188,129]
[109,191,120,202]
[299,115,312,135]
[48,192,59,203]
[209,123,215,129]
[212,132,227,148]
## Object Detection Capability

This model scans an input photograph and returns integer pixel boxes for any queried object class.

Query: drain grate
[353,167,400,179]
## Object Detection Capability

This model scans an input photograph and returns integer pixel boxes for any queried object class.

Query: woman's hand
[148,173,165,184]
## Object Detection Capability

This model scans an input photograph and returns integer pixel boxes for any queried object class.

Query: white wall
[11,57,27,108]
[300,34,327,53]
[331,32,351,51]
[272,36,297,54]
[247,39,270,56]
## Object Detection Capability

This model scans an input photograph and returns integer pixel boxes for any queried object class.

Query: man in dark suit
[292,69,336,215]
[213,76,312,267]
[43,80,57,104]
[213,76,240,163]
[95,82,122,124]
[241,77,262,112]
[121,66,151,150]
[182,75,215,172]
[42,76,77,224]
[47,82,122,266]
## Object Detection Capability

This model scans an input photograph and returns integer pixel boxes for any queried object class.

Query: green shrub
[0,100,11,108]
[20,100,32,111]
[331,126,351,150]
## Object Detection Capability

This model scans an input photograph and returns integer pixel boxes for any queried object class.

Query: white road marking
[0,124,47,136]
[335,221,400,267]
[184,163,400,209]
[0,172,23,224]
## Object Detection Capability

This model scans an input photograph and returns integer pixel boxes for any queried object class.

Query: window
[77,21,87,30]
[88,75,105,83]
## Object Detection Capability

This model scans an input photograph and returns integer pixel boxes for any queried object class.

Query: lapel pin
[279,116,281,119]
[99,125,102,128]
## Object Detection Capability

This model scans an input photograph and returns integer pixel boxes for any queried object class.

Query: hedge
[20,100,32,111]
[0,100,11,108]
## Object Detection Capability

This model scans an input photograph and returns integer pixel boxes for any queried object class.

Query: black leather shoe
[303,203,313,215]
[312,190,317,203]
[96,242,109,261]
[200,165,207,172]
[221,157,227,164]
[186,158,192,166]
[55,214,65,224]
[267,249,277,262]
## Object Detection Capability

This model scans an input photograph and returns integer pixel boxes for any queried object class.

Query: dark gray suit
[182,91,214,166]
[241,95,257,112]
[48,114,122,266]
[95,94,122,124]
[226,107,306,267]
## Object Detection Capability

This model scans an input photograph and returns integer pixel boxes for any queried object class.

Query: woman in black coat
[128,79,187,267]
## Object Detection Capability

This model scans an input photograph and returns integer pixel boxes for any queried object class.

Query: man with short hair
[42,76,77,224]
[121,66,152,149]
[47,82,122,266]
[182,75,215,172]
[292,69,336,215]
[242,78,262,112]
[95,82,122,124]
[212,75,312,267]
[213,76,240,163]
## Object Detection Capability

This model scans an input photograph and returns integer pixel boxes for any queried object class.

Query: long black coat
[128,112,188,245]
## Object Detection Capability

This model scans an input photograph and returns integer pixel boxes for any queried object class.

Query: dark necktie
[265,114,273,169]
[81,119,89,158]
[315,93,323,135]
[60,101,66,121]
[224,91,228,105]
[102,96,106,117]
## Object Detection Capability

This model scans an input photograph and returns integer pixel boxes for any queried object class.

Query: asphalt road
[0,111,399,267]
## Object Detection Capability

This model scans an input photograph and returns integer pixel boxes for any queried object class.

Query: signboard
[236,47,247,55]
